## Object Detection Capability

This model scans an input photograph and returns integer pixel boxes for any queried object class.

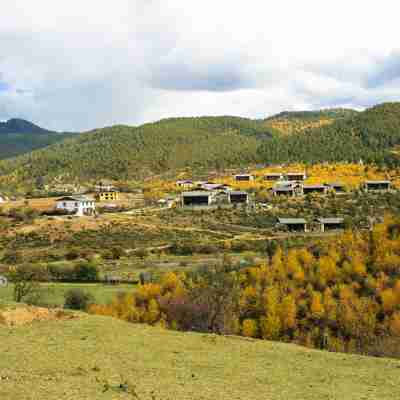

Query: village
[0,165,394,235]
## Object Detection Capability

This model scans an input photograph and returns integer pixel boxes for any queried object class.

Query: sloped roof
[317,218,344,224]
[57,195,94,202]
[182,191,211,197]
[278,218,307,224]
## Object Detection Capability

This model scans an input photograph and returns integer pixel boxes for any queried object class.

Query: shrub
[74,262,99,282]
[64,289,94,310]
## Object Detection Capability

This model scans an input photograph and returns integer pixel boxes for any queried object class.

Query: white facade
[0,195,6,203]
[56,196,96,216]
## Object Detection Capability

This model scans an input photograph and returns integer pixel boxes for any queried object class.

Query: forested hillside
[263,108,358,136]
[0,116,270,186]
[0,103,399,190]
[258,103,400,165]
[0,118,74,159]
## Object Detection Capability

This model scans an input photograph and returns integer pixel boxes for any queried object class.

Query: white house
[56,195,96,216]
[0,194,6,203]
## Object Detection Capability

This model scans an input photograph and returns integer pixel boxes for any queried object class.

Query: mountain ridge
[0,103,399,191]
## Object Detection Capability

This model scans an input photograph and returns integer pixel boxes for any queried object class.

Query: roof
[235,174,253,177]
[176,180,193,184]
[182,191,212,197]
[57,195,94,202]
[278,218,307,224]
[318,218,344,224]
[201,183,226,191]
[264,172,282,176]
[273,186,295,192]
[286,172,306,176]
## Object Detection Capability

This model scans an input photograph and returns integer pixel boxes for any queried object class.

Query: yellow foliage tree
[242,319,258,338]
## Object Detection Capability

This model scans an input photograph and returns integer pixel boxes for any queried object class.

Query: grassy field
[0,313,400,399]
[0,282,135,307]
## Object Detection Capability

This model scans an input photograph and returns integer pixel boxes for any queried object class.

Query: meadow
[0,282,135,307]
[1,312,400,400]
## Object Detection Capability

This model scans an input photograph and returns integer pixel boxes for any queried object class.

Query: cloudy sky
[0,1,399,131]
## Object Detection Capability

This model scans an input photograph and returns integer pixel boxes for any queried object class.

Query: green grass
[0,282,135,307]
[0,314,400,399]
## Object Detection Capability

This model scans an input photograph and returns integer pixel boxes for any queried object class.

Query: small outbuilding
[317,218,345,232]
[182,191,213,207]
[277,218,308,232]
[364,180,391,192]
[234,174,254,182]
[228,191,249,204]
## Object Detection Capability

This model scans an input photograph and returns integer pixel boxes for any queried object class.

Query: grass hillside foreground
[1,310,400,400]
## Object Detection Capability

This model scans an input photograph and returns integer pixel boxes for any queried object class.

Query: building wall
[182,196,210,206]
[56,200,96,216]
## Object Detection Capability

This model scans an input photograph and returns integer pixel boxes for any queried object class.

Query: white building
[56,195,96,216]
[0,194,6,203]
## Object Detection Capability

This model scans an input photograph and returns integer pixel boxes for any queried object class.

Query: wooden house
[364,180,391,192]
[317,218,345,232]
[234,174,254,182]
[182,191,213,207]
[302,184,328,195]
[263,173,283,181]
[272,181,301,197]
[285,172,307,181]
[277,218,308,232]
[228,191,249,204]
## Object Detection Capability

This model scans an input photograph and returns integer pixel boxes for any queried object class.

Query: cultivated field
[0,312,399,399]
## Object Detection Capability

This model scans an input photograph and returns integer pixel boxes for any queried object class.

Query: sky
[0,0,399,131]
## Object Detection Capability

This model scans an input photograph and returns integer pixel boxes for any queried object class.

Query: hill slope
[263,108,358,136]
[0,312,399,399]
[0,103,399,190]
[258,102,400,164]
[0,116,271,185]
[0,118,74,160]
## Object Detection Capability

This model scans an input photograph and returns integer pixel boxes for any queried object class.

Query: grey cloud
[365,51,400,88]
[146,59,259,92]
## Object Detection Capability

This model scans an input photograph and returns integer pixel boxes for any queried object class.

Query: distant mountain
[263,108,358,136]
[0,116,272,186]
[0,119,75,159]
